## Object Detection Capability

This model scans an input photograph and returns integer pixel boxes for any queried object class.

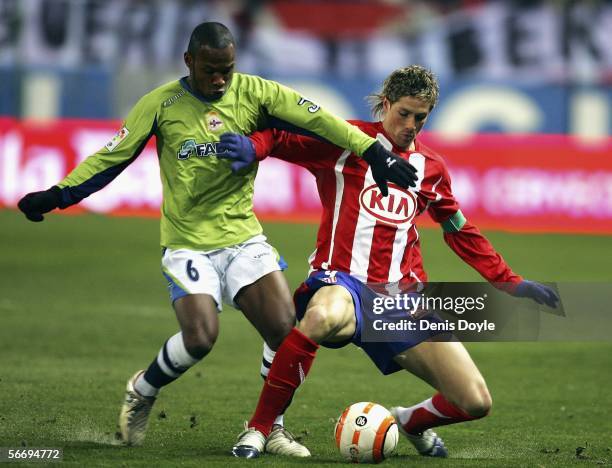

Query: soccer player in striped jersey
[220,65,559,458]
[16,23,417,457]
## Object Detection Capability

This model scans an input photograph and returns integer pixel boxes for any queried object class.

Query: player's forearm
[250,128,329,164]
[443,221,523,285]
[55,161,120,206]
[56,141,147,207]
[266,83,375,156]
[311,116,375,157]
[249,129,276,161]
[55,93,158,207]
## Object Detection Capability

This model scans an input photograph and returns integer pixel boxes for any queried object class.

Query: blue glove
[216,133,256,172]
[512,280,559,308]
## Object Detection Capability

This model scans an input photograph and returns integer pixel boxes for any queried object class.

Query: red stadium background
[1,117,611,234]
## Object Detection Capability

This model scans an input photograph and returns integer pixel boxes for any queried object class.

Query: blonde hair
[368,65,439,118]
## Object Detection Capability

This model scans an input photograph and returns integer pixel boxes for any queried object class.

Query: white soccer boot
[118,370,156,446]
[390,407,448,458]
[232,422,266,458]
[265,424,311,457]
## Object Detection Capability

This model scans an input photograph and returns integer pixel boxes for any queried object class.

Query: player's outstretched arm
[426,159,558,308]
[219,129,341,172]
[218,132,418,197]
[256,77,417,194]
[362,141,418,196]
[17,186,63,222]
[217,133,417,197]
[442,220,559,308]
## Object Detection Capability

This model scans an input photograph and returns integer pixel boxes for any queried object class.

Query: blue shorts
[294,270,446,375]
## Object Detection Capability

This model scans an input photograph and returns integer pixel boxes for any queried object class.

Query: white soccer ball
[334,401,399,463]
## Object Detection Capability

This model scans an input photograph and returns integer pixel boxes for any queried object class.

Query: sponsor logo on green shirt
[177,140,224,160]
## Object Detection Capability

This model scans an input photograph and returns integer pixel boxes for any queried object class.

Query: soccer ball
[334,402,399,463]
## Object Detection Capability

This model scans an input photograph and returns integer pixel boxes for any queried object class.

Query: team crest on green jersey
[177,139,223,160]
[206,112,224,131]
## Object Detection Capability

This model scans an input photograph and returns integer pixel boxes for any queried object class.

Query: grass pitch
[1,209,611,467]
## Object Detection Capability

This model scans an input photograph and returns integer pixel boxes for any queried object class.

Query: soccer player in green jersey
[17,22,417,457]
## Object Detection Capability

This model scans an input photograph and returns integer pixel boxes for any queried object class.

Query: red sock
[248,328,319,436]
[398,393,478,435]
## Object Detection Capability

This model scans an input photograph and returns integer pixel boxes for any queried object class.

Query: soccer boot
[231,422,266,458]
[118,370,156,446]
[390,407,448,458]
[265,424,311,457]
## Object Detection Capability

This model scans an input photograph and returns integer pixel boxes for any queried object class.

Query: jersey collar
[179,76,233,104]
[374,121,416,155]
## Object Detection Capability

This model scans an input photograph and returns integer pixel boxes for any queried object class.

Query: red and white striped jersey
[251,120,521,285]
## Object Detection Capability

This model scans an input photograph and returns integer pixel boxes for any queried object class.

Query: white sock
[134,373,159,397]
[274,414,284,427]
[135,332,199,397]
[165,332,200,369]
[260,342,276,379]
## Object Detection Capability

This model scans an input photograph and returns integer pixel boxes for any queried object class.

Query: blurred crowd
[0,0,610,83]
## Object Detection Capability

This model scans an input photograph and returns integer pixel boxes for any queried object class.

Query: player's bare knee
[262,299,295,349]
[458,380,492,418]
[299,288,352,342]
[465,395,492,419]
[182,329,217,359]
[298,303,339,342]
[264,320,292,350]
[264,329,289,350]
[272,298,297,334]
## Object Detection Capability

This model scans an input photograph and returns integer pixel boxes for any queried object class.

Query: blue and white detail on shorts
[163,270,190,303]
[160,240,288,308]
[161,258,286,304]
[294,270,445,375]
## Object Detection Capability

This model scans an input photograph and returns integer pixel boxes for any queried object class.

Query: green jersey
[57,73,376,250]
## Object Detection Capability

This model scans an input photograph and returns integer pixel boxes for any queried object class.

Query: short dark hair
[368,65,439,118]
[187,22,235,55]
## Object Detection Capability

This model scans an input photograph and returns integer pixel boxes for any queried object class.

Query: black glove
[512,280,559,308]
[362,141,418,196]
[17,186,62,222]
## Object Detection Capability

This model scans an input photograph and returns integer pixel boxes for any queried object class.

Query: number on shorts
[186,259,199,281]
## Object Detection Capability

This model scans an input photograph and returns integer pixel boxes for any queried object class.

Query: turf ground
[1,209,611,467]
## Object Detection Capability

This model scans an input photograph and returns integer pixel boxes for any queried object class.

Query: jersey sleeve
[257,77,375,157]
[56,93,158,207]
[443,222,522,285]
[250,128,341,171]
[426,159,522,285]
